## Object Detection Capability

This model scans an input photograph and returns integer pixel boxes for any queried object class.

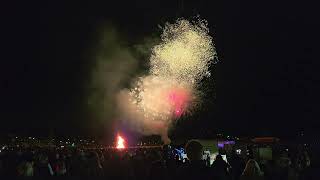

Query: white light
[236,149,241,154]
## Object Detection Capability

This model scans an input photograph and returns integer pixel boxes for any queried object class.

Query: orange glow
[116,135,125,149]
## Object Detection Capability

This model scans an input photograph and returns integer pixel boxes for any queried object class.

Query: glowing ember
[116,135,125,149]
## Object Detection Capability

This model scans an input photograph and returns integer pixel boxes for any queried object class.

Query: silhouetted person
[17,152,34,176]
[240,159,264,180]
[69,150,87,176]
[300,151,317,180]
[211,154,230,180]
[34,153,54,176]
[149,150,168,180]
[85,151,103,176]
[228,152,245,180]
[176,140,211,180]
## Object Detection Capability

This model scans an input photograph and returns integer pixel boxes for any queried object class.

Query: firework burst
[118,18,216,144]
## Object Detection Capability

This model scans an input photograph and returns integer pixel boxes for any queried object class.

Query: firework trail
[117,18,216,144]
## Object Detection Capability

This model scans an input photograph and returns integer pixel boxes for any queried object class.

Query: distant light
[218,143,224,148]
[61,146,64,148]
[32,137,35,140]
[28,137,32,139]
[286,149,289,151]
[15,137,18,139]
[236,149,241,154]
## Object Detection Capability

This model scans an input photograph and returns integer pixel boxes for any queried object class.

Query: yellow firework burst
[150,19,216,83]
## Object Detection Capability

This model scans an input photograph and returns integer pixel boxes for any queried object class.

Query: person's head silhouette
[185,140,203,161]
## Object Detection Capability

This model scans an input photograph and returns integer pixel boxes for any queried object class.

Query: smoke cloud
[88,26,139,129]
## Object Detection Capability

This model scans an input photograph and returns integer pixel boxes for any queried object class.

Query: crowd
[0,140,317,179]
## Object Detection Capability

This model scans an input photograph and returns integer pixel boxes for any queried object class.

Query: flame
[116,135,125,149]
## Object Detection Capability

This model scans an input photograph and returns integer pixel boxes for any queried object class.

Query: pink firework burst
[168,87,191,118]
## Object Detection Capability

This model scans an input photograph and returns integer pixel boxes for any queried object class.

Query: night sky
[2,1,319,138]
